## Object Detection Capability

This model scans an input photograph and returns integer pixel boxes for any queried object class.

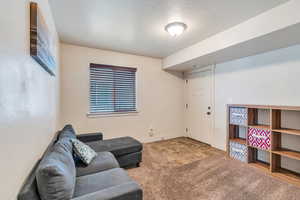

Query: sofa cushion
[76,152,119,177]
[71,139,97,165]
[71,182,142,200]
[86,137,143,157]
[59,124,76,139]
[77,132,103,143]
[17,161,41,200]
[73,168,133,197]
[116,151,142,168]
[36,138,76,200]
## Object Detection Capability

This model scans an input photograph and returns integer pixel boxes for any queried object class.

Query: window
[89,63,137,114]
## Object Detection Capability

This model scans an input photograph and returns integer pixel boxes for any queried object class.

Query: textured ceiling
[50,0,289,58]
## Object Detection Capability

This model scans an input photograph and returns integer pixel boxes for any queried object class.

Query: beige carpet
[127,137,300,200]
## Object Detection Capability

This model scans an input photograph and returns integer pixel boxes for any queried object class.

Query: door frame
[184,65,215,146]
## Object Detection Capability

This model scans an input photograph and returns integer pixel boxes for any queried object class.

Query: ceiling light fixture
[165,22,187,37]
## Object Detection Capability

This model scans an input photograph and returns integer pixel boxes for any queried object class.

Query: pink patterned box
[248,128,271,150]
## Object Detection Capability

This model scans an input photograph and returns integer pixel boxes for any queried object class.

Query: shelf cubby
[247,145,271,152]
[229,124,247,145]
[230,138,246,145]
[248,108,271,128]
[272,128,300,136]
[272,168,300,187]
[248,125,270,130]
[272,148,300,161]
[271,154,300,186]
[249,161,270,172]
[272,109,300,134]
[271,114,300,161]
[248,147,270,171]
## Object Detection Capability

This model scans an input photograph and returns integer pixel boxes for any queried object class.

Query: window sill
[87,111,139,118]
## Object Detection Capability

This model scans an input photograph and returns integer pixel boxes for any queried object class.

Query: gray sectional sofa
[18,125,143,200]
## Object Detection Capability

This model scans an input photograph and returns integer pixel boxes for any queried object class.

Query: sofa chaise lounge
[63,125,143,168]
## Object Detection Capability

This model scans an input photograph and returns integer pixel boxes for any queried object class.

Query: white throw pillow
[71,139,97,165]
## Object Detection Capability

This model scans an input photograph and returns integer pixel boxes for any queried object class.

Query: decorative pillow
[71,139,97,165]
[36,139,76,200]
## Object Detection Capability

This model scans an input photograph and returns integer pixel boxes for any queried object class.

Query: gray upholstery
[36,138,76,200]
[18,161,41,200]
[73,168,138,197]
[72,182,143,200]
[18,126,143,200]
[86,137,143,167]
[87,137,142,156]
[77,132,103,143]
[116,152,142,168]
[59,124,77,139]
[76,152,119,177]
[18,131,60,200]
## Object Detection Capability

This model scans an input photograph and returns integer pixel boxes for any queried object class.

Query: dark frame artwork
[30,2,56,76]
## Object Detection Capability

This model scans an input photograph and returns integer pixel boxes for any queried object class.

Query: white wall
[213,44,300,151]
[60,43,184,143]
[0,0,60,199]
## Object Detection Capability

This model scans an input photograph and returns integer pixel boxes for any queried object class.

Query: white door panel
[185,69,212,144]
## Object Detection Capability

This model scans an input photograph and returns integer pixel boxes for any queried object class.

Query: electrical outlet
[148,126,154,137]
[149,132,154,137]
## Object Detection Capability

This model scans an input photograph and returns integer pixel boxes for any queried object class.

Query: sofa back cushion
[17,161,42,200]
[36,138,76,200]
[18,132,61,200]
[59,124,76,140]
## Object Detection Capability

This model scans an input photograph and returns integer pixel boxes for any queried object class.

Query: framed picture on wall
[30,2,56,76]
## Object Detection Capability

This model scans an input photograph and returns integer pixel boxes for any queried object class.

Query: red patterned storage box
[230,107,247,126]
[248,128,271,150]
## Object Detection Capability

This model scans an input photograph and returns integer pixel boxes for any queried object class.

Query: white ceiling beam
[163,0,300,71]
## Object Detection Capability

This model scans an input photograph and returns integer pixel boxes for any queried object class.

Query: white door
[185,69,213,145]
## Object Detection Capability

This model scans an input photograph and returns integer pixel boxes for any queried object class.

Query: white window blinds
[89,63,137,114]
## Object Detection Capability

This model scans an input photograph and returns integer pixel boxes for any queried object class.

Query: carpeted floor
[127,137,300,200]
